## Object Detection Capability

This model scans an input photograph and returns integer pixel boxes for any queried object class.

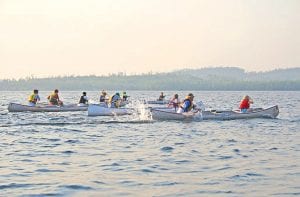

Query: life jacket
[108,96,113,104]
[79,95,88,104]
[239,99,250,109]
[48,93,59,104]
[28,93,38,104]
[158,95,165,101]
[110,94,121,108]
[122,93,127,101]
[111,94,119,102]
[100,95,106,102]
[180,98,193,112]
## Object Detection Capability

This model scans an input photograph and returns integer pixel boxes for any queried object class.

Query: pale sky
[0,0,299,79]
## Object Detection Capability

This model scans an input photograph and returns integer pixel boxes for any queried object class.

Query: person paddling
[28,89,40,106]
[239,95,253,112]
[177,93,195,113]
[168,94,180,110]
[47,89,63,106]
[122,91,129,101]
[110,92,122,108]
[158,92,165,101]
[100,90,108,102]
[79,92,88,104]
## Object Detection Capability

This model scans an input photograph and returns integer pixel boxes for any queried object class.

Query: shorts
[241,108,248,113]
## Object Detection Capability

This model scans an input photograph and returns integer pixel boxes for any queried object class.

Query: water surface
[0,91,299,196]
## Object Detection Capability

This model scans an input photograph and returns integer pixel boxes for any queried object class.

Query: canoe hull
[88,104,132,116]
[147,100,169,105]
[202,105,279,120]
[151,108,201,120]
[151,105,279,121]
[8,103,88,112]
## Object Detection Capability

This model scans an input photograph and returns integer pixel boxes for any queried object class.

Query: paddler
[78,92,88,104]
[239,95,253,112]
[100,90,108,102]
[28,89,41,106]
[47,89,63,106]
[158,92,165,101]
[168,94,180,110]
[122,91,129,101]
[177,93,195,113]
[110,92,122,108]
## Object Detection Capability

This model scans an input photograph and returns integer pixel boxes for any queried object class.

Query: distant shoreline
[1,67,299,91]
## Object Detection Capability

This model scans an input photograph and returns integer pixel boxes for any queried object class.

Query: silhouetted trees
[1,67,299,91]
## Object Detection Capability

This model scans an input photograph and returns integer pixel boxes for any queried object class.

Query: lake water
[0,91,299,196]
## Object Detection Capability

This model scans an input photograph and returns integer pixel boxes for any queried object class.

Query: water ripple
[59,184,94,190]
[160,146,174,152]
[1,91,299,196]
[0,183,35,189]
[35,169,64,173]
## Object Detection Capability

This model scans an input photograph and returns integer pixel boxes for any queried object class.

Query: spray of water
[128,100,152,121]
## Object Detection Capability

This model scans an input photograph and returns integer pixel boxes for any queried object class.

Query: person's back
[122,92,128,101]
[28,89,40,106]
[100,95,106,102]
[111,93,121,108]
[48,89,62,106]
[239,95,253,112]
[158,92,165,101]
[100,90,107,102]
[79,92,88,104]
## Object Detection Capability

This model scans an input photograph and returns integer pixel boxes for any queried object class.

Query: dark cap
[188,93,194,97]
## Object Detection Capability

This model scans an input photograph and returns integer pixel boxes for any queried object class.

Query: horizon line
[1,66,299,80]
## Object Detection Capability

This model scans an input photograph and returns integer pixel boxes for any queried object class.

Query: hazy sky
[0,0,299,79]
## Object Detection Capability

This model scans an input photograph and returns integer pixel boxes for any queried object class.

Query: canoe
[147,100,169,105]
[98,100,129,107]
[202,105,279,120]
[120,100,129,107]
[8,102,88,112]
[151,105,279,121]
[151,108,201,120]
[88,104,132,116]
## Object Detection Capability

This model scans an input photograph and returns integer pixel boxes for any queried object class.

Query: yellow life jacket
[108,96,113,104]
[180,97,193,112]
[48,93,59,104]
[28,93,36,102]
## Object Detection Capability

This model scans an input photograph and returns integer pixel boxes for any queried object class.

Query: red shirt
[239,99,250,109]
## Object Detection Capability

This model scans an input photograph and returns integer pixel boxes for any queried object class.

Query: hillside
[1,67,299,91]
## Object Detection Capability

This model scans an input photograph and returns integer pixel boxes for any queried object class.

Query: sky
[0,0,299,79]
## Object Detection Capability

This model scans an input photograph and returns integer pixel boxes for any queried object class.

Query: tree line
[1,67,299,91]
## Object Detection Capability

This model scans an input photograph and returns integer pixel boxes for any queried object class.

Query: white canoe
[202,105,279,120]
[88,104,132,116]
[147,100,169,105]
[151,108,201,120]
[99,100,129,107]
[151,105,279,121]
[120,100,129,107]
[8,102,88,112]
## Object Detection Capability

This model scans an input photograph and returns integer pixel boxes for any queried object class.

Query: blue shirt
[181,100,192,112]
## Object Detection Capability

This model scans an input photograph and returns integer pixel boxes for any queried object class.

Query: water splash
[128,100,152,121]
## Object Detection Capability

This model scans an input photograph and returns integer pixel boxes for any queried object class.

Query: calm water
[0,91,299,196]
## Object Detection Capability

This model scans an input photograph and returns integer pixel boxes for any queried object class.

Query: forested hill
[1,67,299,91]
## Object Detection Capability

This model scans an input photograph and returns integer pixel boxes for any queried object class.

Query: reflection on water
[0,91,299,196]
